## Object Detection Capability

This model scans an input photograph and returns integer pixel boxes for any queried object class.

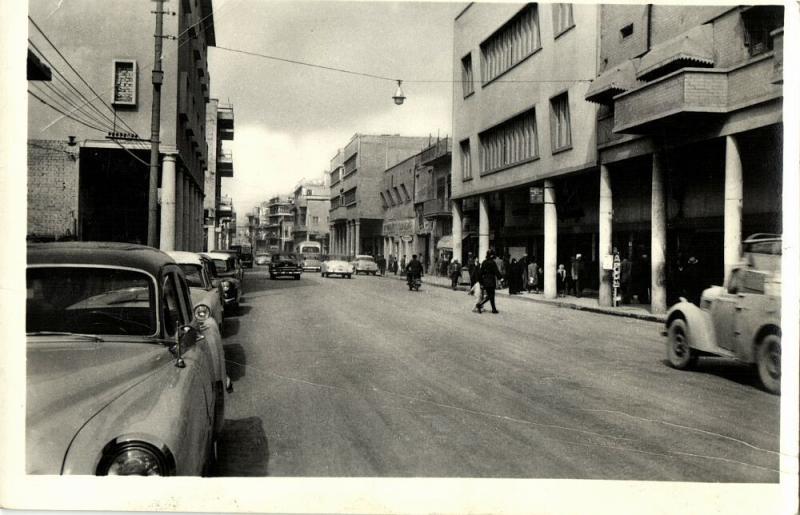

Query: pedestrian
[399,255,406,276]
[557,263,567,297]
[494,253,505,289]
[475,250,502,313]
[449,258,461,289]
[567,256,577,295]
[405,254,423,288]
[510,258,523,294]
[620,256,632,304]
[527,258,539,293]
[467,253,478,286]
[684,256,701,304]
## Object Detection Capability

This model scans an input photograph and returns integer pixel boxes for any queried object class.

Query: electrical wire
[29,82,114,134]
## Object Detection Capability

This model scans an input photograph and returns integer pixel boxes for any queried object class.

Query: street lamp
[392,80,406,105]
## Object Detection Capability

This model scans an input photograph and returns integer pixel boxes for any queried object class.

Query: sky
[207,0,466,215]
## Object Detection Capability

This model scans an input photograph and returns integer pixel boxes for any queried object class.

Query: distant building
[27,0,216,249]
[328,134,430,257]
[205,100,235,251]
[414,137,453,273]
[292,177,330,253]
[263,196,294,252]
[382,153,419,264]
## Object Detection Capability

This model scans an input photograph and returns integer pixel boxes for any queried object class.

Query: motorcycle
[407,273,422,291]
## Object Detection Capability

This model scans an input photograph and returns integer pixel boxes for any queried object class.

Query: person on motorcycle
[406,254,423,289]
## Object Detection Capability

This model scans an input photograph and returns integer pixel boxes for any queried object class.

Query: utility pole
[147,0,165,247]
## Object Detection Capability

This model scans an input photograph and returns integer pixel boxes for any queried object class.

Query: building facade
[452,3,600,298]
[415,137,453,274]
[27,0,215,250]
[204,100,235,251]
[585,4,783,311]
[292,177,331,253]
[381,153,419,265]
[328,134,430,257]
[263,196,294,252]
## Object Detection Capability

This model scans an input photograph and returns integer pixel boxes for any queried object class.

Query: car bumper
[272,269,301,276]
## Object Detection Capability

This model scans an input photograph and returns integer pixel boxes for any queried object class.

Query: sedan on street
[321,255,354,278]
[204,251,243,314]
[26,242,222,475]
[351,254,379,275]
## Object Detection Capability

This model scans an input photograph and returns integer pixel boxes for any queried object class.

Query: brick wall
[27,140,79,239]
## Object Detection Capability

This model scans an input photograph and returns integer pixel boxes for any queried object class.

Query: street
[215,268,781,481]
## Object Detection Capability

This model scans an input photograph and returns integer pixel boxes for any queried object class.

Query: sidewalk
[381,272,666,323]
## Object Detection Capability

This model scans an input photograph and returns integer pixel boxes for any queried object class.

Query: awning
[436,235,453,250]
[636,24,714,81]
[585,59,641,104]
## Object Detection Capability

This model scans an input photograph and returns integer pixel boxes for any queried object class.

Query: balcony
[330,206,348,222]
[420,137,451,165]
[613,52,781,134]
[218,150,233,177]
[771,28,783,84]
[218,104,234,140]
[423,198,451,219]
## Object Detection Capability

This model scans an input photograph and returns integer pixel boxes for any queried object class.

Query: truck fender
[665,301,716,353]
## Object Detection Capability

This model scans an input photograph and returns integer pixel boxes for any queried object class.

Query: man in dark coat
[475,250,502,313]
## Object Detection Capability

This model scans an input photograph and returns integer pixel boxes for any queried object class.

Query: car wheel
[347,274,351,279]
[756,333,781,394]
[666,318,696,369]
[294,275,300,280]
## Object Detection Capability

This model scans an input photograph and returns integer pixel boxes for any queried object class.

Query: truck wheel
[756,333,781,394]
[666,318,697,369]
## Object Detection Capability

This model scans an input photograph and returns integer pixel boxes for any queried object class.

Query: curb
[380,273,666,324]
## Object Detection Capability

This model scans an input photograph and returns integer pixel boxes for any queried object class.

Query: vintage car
[301,255,322,272]
[255,253,271,266]
[26,242,223,475]
[321,255,354,279]
[663,234,782,394]
[351,255,379,275]
[269,253,303,280]
[204,251,243,313]
[214,249,245,283]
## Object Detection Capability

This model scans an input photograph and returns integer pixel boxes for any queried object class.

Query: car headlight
[97,442,172,476]
[222,281,231,292]
[194,304,211,321]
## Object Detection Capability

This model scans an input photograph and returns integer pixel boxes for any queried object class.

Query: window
[460,139,472,180]
[479,108,538,174]
[620,23,634,39]
[461,53,474,97]
[385,190,396,207]
[742,6,783,57]
[311,216,319,224]
[112,59,137,106]
[344,154,357,175]
[550,93,571,152]
[480,4,540,84]
[553,3,574,37]
[163,273,182,337]
[343,188,357,205]
[400,184,412,203]
[392,187,402,205]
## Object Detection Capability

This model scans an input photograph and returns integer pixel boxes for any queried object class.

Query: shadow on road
[222,317,240,337]
[225,343,247,381]
[214,416,270,476]
[661,358,764,391]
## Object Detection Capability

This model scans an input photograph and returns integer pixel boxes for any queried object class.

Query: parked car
[214,249,245,283]
[204,251,242,313]
[300,255,322,272]
[663,234,783,394]
[351,255,379,275]
[321,255,354,278]
[230,244,254,269]
[26,242,222,475]
[255,253,271,266]
[269,253,303,280]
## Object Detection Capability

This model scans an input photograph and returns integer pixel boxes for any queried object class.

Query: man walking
[449,258,461,290]
[475,250,502,313]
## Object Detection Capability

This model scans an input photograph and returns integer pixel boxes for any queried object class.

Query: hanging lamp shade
[392,80,406,105]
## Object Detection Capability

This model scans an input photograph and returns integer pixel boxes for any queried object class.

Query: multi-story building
[585,4,783,312]
[452,3,600,298]
[217,195,236,250]
[415,137,453,273]
[381,153,419,265]
[292,177,330,253]
[264,196,294,252]
[27,0,215,249]
[328,134,430,257]
[204,100,235,251]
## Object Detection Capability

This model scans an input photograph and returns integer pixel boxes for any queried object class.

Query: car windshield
[275,254,298,261]
[179,263,205,288]
[27,267,156,336]
[213,259,229,273]
[357,256,375,262]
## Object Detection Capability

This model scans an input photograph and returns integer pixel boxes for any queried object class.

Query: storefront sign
[612,254,621,288]
[382,218,415,236]
[529,186,544,204]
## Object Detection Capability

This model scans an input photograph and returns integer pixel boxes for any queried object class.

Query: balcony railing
[423,197,451,218]
[217,150,233,177]
[420,137,451,165]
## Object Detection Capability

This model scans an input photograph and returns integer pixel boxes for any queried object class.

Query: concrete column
[354,220,361,255]
[651,152,668,314]
[207,226,216,251]
[598,164,614,306]
[544,179,557,299]
[452,200,463,263]
[478,194,490,261]
[724,135,743,284]
[345,221,351,257]
[159,154,177,251]
[175,170,184,250]
[183,175,191,250]
[187,183,194,251]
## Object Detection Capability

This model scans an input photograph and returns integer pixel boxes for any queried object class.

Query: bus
[295,241,323,272]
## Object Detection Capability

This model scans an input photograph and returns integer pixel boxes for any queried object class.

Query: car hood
[26,338,172,474]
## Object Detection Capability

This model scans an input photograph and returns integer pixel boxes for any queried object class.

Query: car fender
[666,300,717,353]
[62,343,215,475]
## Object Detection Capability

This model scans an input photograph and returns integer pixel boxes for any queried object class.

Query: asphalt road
[214,268,780,481]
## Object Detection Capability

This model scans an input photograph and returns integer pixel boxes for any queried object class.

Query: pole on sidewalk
[147,0,165,247]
